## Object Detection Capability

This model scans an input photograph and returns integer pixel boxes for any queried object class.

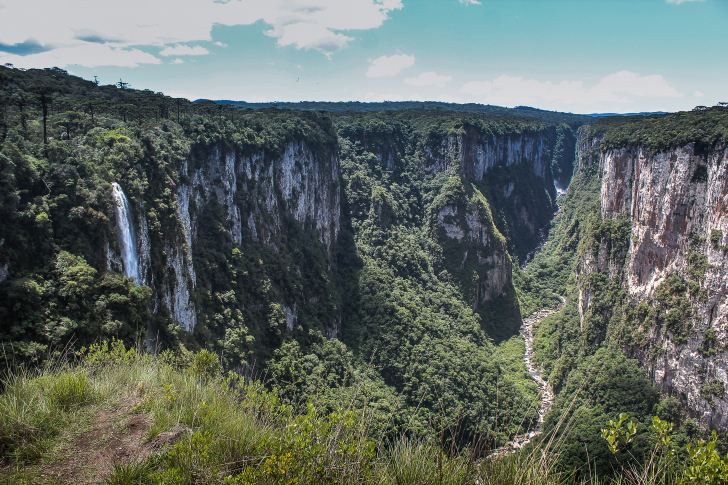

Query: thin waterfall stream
[111,182,139,281]
[488,302,561,458]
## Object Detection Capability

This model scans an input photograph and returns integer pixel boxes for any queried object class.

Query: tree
[13,91,28,138]
[27,85,60,148]
[85,102,96,125]
[58,111,83,140]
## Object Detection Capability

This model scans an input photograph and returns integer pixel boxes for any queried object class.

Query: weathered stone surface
[577,135,728,430]
[423,130,553,181]
[165,140,340,332]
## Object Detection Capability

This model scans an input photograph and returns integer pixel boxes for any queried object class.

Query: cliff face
[148,140,340,332]
[424,128,554,181]
[354,125,571,253]
[432,184,512,305]
[343,123,572,341]
[421,127,563,262]
[576,135,728,430]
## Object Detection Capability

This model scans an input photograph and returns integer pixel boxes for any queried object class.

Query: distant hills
[197,99,670,125]
[196,100,594,126]
[587,111,668,118]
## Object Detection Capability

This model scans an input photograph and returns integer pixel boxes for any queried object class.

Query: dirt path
[0,396,186,484]
[489,299,564,458]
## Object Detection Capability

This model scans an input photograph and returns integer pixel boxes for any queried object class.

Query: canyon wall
[576,133,728,429]
[140,139,340,333]
[125,120,574,344]
[425,127,567,263]
[343,123,574,340]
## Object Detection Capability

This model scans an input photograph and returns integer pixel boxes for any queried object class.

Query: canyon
[1,68,727,476]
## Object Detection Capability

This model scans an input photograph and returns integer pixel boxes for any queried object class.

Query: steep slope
[0,66,584,449]
[520,107,728,474]
[591,138,728,429]
[335,112,575,341]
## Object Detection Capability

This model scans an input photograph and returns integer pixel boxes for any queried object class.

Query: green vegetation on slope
[2,341,727,485]
[9,65,728,481]
[515,118,728,476]
[0,64,342,366]
[210,99,593,126]
[336,127,538,444]
[0,66,554,454]
[588,105,728,154]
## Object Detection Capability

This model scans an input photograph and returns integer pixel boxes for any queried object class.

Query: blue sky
[0,0,725,113]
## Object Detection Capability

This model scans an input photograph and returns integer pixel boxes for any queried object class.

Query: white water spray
[111,183,139,281]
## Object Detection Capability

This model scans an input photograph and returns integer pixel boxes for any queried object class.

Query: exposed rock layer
[165,140,340,331]
[577,135,728,430]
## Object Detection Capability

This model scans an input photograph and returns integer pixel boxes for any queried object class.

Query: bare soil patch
[3,398,156,484]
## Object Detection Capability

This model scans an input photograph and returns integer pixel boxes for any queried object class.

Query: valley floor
[489,301,561,458]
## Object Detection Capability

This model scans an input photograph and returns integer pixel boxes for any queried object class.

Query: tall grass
[0,342,696,485]
[0,357,97,462]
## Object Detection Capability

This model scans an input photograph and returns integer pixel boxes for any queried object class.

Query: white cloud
[694,90,705,97]
[459,0,481,4]
[366,54,415,78]
[0,0,403,67]
[213,42,227,47]
[666,0,704,4]
[460,71,682,107]
[0,43,161,68]
[403,71,452,87]
[160,45,209,56]
[172,58,184,64]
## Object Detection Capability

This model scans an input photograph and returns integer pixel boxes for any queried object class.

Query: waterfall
[111,182,139,281]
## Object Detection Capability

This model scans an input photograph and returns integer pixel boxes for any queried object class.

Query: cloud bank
[0,0,403,67]
[366,54,415,78]
[160,45,210,57]
[460,71,682,107]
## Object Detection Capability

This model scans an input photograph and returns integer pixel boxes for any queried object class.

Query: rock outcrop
[163,140,340,331]
[576,133,728,430]
[347,124,574,340]
[440,128,567,262]
[424,129,554,182]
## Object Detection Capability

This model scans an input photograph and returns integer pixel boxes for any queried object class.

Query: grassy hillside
[2,341,726,484]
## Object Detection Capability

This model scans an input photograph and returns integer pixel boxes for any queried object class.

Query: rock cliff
[576,133,728,430]
[425,128,553,181]
[341,122,575,341]
[423,127,567,263]
[144,139,341,332]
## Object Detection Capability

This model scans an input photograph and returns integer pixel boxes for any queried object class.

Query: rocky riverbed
[489,300,563,458]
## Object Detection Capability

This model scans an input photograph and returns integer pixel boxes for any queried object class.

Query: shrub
[711,229,723,247]
[188,350,222,382]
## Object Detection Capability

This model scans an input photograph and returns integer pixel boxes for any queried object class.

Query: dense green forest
[0,66,545,452]
[2,65,728,482]
[205,99,593,126]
